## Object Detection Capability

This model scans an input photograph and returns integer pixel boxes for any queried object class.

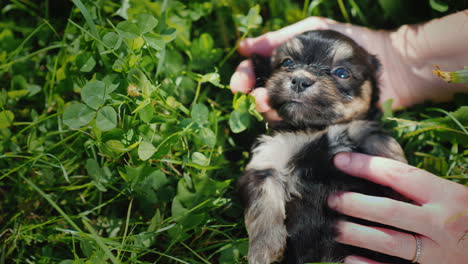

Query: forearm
[390,10,468,107]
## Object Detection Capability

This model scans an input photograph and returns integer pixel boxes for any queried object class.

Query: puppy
[238,30,410,264]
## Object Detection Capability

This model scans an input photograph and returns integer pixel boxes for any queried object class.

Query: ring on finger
[411,234,422,263]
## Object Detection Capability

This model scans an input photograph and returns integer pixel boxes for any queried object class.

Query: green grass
[0,0,466,263]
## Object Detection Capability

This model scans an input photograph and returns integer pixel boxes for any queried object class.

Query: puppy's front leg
[238,168,288,264]
[347,120,407,163]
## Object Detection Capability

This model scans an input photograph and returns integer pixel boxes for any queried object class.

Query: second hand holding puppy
[230,14,468,118]
[330,152,468,264]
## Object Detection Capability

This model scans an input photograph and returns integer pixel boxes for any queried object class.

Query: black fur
[283,125,408,263]
[238,30,410,264]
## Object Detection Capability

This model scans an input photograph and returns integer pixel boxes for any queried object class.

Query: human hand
[229,17,407,122]
[230,13,468,122]
[328,152,468,264]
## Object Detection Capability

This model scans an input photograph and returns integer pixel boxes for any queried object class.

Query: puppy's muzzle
[291,75,314,93]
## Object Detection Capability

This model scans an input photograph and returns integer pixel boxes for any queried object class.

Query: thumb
[238,17,339,56]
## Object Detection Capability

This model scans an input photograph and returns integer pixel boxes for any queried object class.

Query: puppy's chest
[247,131,322,173]
[246,125,355,176]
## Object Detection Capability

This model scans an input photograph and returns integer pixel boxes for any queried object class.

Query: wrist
[386,24,431,108]
[373,27,415,109]
[388,13,468,108]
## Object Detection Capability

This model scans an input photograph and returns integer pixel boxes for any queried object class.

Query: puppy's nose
[291,76,313,93]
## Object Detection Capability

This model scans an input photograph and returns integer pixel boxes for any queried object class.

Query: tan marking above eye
[332,42,355,64]
[285,38,304,55]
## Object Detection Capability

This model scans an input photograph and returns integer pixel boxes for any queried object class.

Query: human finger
[238,17,338,56]
[336,221,441,264]
[333,152,465,204]
[230,60,256,94]
[328,192,434,237]
[250,88,282,121]
[262,110,282,122]
[250,88,272,112]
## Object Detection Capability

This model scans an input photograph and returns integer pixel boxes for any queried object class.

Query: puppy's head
[252,30,381,128]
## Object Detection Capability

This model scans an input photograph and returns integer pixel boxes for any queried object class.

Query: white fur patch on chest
[247,130,324,173]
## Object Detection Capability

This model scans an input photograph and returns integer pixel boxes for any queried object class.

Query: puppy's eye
[332,68,351,79]
[281,58,294,67]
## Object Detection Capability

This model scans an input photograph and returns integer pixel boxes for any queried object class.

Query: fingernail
[335,152,351,167]
[344,256,366,264]
[229,71,254,94]
[238,38,252,55]
[327,195,338,209]
[238,59,252,69]
[229,72,242,93]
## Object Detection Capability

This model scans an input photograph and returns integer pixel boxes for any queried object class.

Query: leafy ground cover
[0,0,466,263]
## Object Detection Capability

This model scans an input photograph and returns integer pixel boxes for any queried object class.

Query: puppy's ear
[251,53,271,88]
[369,54,381,72]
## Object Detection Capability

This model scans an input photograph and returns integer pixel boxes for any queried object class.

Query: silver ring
[412,234,422,263]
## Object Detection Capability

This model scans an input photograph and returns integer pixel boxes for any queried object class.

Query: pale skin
[230,11,468,264]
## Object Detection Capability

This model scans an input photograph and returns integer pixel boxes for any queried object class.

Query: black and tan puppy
[238,30,410,264]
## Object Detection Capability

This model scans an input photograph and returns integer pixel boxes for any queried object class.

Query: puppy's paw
[247,226,287,264]
[239,169,288,264]
[347,120,407,163]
